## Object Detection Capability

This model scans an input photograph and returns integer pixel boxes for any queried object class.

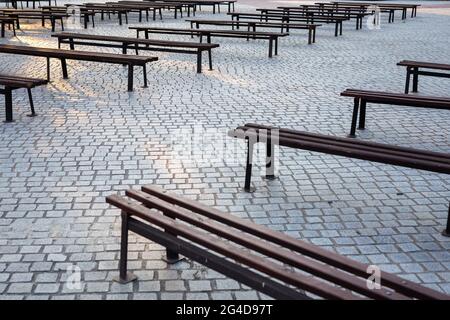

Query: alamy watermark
[366,6,382,30]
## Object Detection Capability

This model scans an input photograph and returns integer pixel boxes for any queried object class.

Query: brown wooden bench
[52,32,219,73]
[340,89,450,137]
[0,44,158,91]
[0,16,16,37]
[187,19,320,44]
[106,185,450,299]
[257,8,370,29]
[129,26,289,58]
[397,60,450,94]
[228,12,346,37]
[0,75,47,122]
[229,123,450,237]
[0,9,67,31]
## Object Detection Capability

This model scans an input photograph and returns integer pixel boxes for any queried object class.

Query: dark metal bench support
[358,100,366,130]
[61,58,68,79]
[113,211,137,284]
[3,87,13,122]
[27,88,36,117]
[244,139,256,192]
[349,97,360,137]
[265,134,276,180]
[127,64,133,92]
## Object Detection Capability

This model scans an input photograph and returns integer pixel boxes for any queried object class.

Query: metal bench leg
[113,211,137,284]
[334,22,338,37]
[404,67,411,93]
[349,97,360,137]
[61,58,68,79]
[142,65,147,88]
[268,38,273,58]
[443,204,450,237]
[275,38,278,56]
[1,22,4,38]
[197,50,202,73]
[27,88,36,117]
[46,57,51,82]
[265,133,276,180]
[244,139,256,192]
[208,49,213,71]
[358,100,366,130]
[412,67,419,92]
[308,28,312,45]
[4,87,13,123]
[128,65,134,92]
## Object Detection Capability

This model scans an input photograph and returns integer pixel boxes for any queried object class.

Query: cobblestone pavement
[0,1,449,300]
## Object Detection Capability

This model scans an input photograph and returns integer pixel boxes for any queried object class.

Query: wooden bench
[41,6,96,29]
[0,44,158,91]
[257,8,369,30]
[187,19,320,44]
[0,9,67,31]
[228,123,450,237]
[0,16,16,37]
[52,32,219,73]
[129,26,289,58]
[0,75,47,122]
[397,60,450,94]
[340,89,450,137]
[106,185,450,299]
[327,2,420,18]
[228,12,346,37]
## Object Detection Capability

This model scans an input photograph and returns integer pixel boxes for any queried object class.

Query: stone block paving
[0,1,449,299]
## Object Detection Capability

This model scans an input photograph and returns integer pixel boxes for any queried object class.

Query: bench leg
[358,100,366,130]
[265,134,276,180]
[404,67,411,94]
[244,139,256,192]
[197,50,202,73]
[27,88,36,117]
[1,23,4,38]
[208,49,213,71]
[268,38,273,58]
[308,28,312,45]
[349,97,360,137]
[46,57,51,82]
[113,211,137,284]
[61,58,68,79]
[128,65,134,92]
[443,204,450,237]
[142,65,147,88]
[4,87,13,123]
[412,67,419,92]
[275,38,278,56]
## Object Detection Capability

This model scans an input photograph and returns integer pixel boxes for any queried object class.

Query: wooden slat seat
[228,12,346,36]
[187,19,320,44]
[397,60,450,94]
[106,185,450,299]
[0,74,48,122]
[129,26,289,58]
[0,9,67,31]
[340,89,450,136]
[52,32,219,73]
[0,44,158,91]
[228,123,450,236]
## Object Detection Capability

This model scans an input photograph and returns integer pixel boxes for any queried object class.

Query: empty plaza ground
[0,1,449,299]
